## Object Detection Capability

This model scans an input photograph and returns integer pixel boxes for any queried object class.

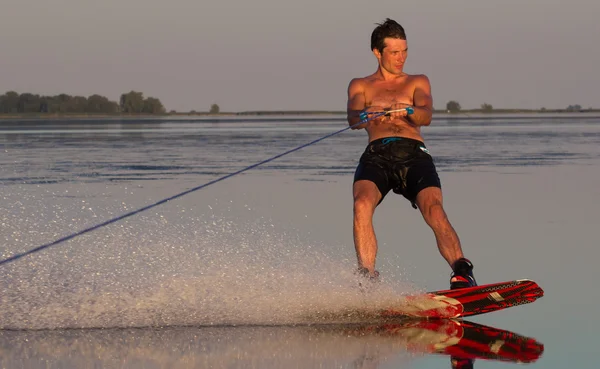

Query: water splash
[0,209,418,330]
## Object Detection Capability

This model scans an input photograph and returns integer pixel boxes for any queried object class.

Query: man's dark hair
[371,18,406,53]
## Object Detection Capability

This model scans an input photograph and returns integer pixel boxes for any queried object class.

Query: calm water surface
[1,115,599,368]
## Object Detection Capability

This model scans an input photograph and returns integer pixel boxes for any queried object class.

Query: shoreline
[2,112,600,125]
[1,109,599,121]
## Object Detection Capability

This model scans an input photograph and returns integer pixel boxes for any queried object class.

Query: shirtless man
[347,19,476,289]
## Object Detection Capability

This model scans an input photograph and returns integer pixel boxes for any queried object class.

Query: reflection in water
[0,319,543,369]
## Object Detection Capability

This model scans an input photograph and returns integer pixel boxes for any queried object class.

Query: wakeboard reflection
[0,319,543,368]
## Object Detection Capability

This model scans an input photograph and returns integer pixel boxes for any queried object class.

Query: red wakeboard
[382,279,544,319]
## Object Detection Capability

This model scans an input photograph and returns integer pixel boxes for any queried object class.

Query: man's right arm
[347,78,367,129]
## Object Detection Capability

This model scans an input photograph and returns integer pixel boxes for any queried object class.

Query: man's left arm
[407,75,433,126]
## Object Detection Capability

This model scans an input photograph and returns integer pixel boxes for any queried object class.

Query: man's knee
[423,202,448,225]
[353,184,380,217]
[353,194,377,217]
[416,188,448,226]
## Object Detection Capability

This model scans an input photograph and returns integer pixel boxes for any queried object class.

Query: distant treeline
[0,91,165,114]
[444,100,594,114]
[1,90,597,117]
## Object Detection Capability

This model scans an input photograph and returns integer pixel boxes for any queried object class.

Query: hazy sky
[1,0,598,112]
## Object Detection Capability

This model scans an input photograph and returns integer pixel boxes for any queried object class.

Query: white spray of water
[1,191,419,330]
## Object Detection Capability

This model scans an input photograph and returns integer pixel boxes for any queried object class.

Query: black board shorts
[353,137,441,209]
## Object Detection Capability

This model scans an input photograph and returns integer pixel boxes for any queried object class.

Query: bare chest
[365,85,414,107]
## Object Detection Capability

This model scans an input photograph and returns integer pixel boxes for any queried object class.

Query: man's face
[374,38,408,75]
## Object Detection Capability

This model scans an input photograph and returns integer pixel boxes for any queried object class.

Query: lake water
[1,114,599,368]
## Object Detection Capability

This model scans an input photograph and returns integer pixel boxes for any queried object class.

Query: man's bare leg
[353,180,382,275]
[414,187,464,266]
